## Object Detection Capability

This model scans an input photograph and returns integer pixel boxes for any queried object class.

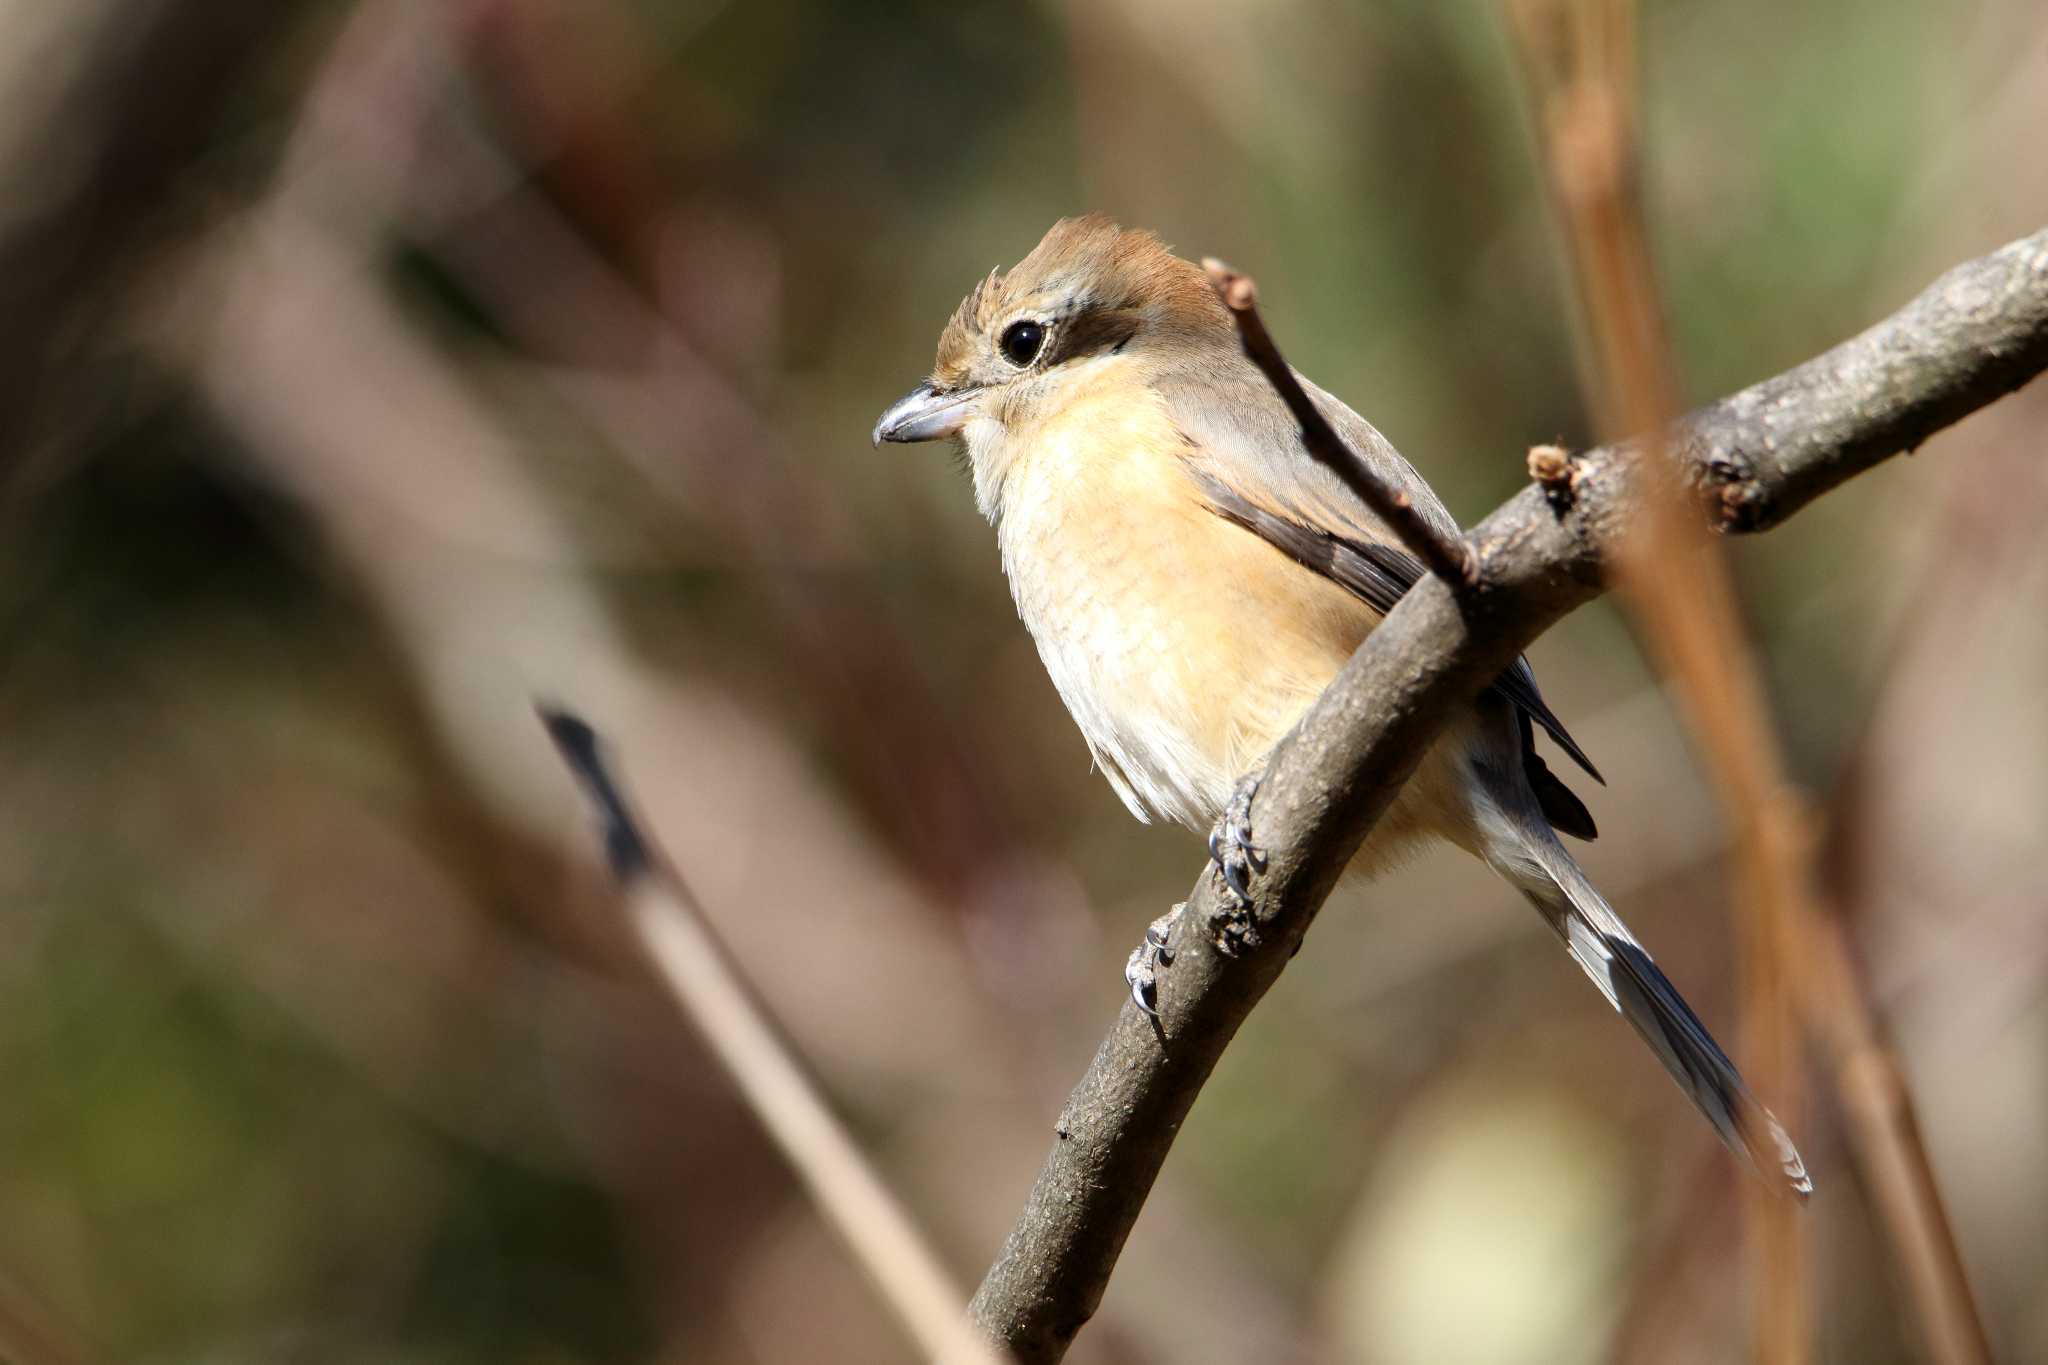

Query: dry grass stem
[1509,4,2001,1365]
[541,710,1005,1365]
[1799,911,1996,1365]
[1508,0,1815,1356]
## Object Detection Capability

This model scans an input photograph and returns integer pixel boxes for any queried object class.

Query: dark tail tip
[1608,937,1814,1200]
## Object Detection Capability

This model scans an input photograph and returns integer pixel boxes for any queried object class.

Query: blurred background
[1,1,2044,1361]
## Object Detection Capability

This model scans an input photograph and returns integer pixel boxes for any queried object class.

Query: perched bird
[874,214,1809,1197]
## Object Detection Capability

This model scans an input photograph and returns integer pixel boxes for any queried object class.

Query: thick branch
[968,225,2048,1361]
[1691,232,2048,531]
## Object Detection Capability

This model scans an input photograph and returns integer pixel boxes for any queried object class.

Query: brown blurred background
[1,1,2045,1362]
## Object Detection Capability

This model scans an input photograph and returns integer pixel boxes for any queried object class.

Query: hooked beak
[872,380,974,447]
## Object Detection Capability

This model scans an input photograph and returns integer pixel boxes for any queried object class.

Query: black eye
[999,319,1045,367]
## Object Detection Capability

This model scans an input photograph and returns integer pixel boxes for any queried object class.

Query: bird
[873,213,1809,1198]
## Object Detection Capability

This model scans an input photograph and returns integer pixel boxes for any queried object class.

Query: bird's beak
[872,380,974,447]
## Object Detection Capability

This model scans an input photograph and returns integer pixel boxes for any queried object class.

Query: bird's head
[873,215,1226,480]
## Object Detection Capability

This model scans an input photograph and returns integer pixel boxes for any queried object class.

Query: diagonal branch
[1201,259,1481,587]
[539,709,1005,1365]
[967,224,2048,1363]
[1800,908,1996,1365]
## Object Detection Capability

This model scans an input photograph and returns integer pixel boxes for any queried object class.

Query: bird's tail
[1494,829,1812,1199]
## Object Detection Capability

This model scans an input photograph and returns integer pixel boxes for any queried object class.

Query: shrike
[875,214,1809,1196]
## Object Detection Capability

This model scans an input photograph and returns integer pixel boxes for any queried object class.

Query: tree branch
[967,224,2048,1362]
[1689,237,2048,532]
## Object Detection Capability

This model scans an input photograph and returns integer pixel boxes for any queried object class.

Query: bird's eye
[999,319,1045,367]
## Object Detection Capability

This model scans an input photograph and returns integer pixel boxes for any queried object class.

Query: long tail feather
[1510,839,1811,1199]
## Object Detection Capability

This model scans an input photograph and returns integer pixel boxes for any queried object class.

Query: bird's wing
[1158,362,1602,830]
[1158,359,1464,553]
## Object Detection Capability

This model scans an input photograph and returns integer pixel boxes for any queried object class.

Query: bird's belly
[1000,475,1375,830]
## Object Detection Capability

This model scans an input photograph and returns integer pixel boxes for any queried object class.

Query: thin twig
[1504,1,1812,1359]
[539,708,1005,1365]
[968,224,2048,1362]
[1800,911,1996,1365]
[1795,444,2017,1365]
[1200,259,1481,586]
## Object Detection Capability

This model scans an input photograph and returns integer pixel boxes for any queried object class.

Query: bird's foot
[1124,908,1180,1017]
[1205,772,1267,906]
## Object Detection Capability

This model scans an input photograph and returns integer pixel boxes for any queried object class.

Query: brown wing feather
[1188,454,1602,841]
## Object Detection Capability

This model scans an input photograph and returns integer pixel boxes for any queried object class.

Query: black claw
[1124,910,1180,1019]
[1206,772,1266,907]
[1225,808,1262,855]
[1223,857,1252,903]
